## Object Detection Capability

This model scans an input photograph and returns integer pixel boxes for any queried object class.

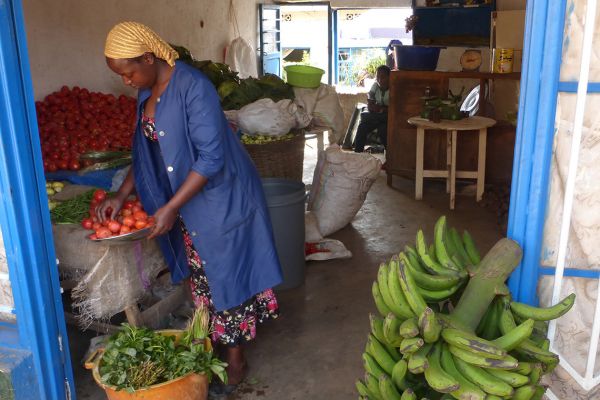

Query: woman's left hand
[148,205,178,239]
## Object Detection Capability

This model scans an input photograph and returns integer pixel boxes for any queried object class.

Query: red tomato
[46,161,57,173]
[122,216,135,227]
[123,200,134,210]
[95,227,112,239]
[133,210,148,221]
[119,225,131,235]
[131,205,142,214]
[69,160,81,171]
[88,233,98,240]
[81,218,93,230]
[57,159,69,170]
[134,220,147,230]
[92,222,101,230]
[107,220,121,233]
[120,209,132,217]
[93,189,106,202]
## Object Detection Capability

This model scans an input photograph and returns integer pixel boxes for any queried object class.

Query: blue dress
[131,60,283,316]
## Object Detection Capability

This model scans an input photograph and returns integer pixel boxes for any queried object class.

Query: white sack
[308,145,381,236]
[238,99,298,136]
[225,37,258,79]
[294,84,346,144]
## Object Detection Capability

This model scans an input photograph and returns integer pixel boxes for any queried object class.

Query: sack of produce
[238,98,310,136]
[293,84,345,144]
[308,145,381,236]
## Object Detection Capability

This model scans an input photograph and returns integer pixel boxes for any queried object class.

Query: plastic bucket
[393,45,441,71]
[262,179,307,290]
[284,65,325,88]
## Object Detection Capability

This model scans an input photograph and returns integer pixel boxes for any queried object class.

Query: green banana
[373,281,393,317]
[365,372,384,399]
[532,385,546,400]
[379,374,402,400]
[384,313,405,347]
[480,298,502,340]
[419,308,442,343]
[408,343,432,374]
[417,284,462,302]
[462,230,481,265]
[400,337,425,355]
[356,380,372,397]
[371,315,402,361]
[441,328,507,359]
[368,334,397,375]
[401,388,416,400]
[401,251,464,291]
[424,343,460,393]
[440,344,486,400]
[449,227,472,266]
[391,359,408,391]
[429,244,438,263]
[476,301,498,339]
[388,257,417,319]
[363,352,387,379]
[528,363,543,385]
[453,356,515,397]
[398,260,428,315]
[448,345,518,369]
[516,339,560,366]
[404,246,427,273]
[434,216,461,271]
[492,318,534,351]
[400,317,420,339]
[485,396,502,400]
[514,362,534,375]
[378,262,408,319]
[487,368,530,387]
[510,293,576,321]
[416,230,455,276]
[513,385,537,400]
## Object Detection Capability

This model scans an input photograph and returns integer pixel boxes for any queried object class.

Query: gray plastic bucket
[262,179,306,290]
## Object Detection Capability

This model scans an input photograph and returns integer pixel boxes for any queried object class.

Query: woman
[98,21,282,390]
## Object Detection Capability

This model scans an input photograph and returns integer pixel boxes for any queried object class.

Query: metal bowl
[91,226,153,243]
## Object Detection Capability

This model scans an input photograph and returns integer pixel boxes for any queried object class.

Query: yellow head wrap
[104,21,179,66]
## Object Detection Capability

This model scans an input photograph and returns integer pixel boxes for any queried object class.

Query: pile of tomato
[36,86,137,172]
[81,190,154,240]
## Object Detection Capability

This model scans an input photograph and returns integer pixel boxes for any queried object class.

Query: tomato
[88,233,98,240]
[120,209,132,217]
[133,210,148,221]
[81,218,93,230]
[95,227,112,239]
[93,189,106,202]
[46,161,57,172]
[131,205,142,214]
[122,200,134,210]
[69,160,81,171]
[119,225,131,235]
[92,222,101,230]
[122,216,135,227]
[134,220,147,230]
[57,159,69,170]
[107,220,121,233]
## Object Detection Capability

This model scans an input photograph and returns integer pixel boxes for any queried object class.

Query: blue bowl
[393,45,442,71]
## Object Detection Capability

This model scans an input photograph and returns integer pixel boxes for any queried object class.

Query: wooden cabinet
[386,70,520,186]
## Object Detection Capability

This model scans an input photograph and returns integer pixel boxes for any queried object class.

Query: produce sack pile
[357,216,576,400]
[36,86,136,173]
[50,185,166,329]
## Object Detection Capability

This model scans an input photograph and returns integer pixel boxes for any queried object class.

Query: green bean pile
[50,189,95,224]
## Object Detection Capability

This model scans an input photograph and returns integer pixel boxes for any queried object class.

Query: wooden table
[408,116,496,209]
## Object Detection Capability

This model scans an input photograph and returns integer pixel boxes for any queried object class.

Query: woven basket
[243,132,305,181]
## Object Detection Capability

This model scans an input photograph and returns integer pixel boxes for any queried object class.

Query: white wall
[23,0,264,99]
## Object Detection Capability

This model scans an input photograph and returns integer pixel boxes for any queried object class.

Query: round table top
[407,116,497,130]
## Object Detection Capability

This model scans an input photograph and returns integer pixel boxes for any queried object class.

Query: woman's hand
[148,205,178,239]
[96,196,125,222]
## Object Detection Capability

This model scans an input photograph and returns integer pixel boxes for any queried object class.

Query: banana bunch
[241,132,295,145]
[46,181,64,210]
[357,216,576,400]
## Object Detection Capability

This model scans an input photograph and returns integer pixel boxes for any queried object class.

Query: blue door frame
[0,0,75,398]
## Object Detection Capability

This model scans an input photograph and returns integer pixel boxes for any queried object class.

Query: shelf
[414,5,493,9]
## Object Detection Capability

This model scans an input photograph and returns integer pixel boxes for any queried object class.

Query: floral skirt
[182,226,279,346]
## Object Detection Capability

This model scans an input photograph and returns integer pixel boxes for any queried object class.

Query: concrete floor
[70,137,503,399]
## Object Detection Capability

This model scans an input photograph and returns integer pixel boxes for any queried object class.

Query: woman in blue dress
[98,21,283,388]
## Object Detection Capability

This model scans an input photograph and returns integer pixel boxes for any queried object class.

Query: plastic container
[284,65,325,88]
[392,45,441,71]
[262,179,307,290]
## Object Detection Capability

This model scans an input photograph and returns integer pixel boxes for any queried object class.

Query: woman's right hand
[96,196,125,222]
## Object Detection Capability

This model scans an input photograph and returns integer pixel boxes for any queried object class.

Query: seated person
[354,65,390,153]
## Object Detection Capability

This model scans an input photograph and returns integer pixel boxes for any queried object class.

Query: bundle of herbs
[99,305,227,392]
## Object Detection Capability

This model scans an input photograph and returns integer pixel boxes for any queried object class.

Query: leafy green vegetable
[171,44,294,110]
[99,305,227,391]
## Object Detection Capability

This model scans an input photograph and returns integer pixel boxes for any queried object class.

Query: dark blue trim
[0,0,74,397]
[558,81,600,93]
[507,0,567,305]
[540,267,600,279]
